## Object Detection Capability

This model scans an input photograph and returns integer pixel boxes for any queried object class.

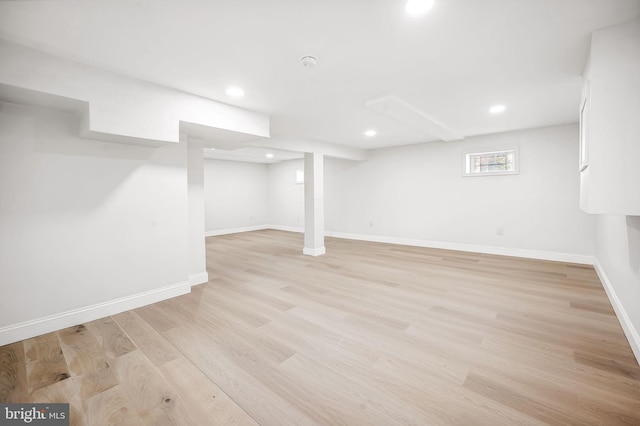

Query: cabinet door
[579,19,640,215]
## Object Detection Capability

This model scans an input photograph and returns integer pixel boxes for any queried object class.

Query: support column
[303,152,326,256]
[186,135,209,285]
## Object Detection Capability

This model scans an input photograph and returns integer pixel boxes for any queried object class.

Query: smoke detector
[300,55,318,68]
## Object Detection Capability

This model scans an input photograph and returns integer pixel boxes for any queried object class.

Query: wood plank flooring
[2,229,640,425]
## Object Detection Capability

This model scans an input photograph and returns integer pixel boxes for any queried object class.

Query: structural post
[186,135,209,285]
[303,152,326,256]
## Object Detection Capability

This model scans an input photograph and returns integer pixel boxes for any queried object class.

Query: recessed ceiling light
[364,129,377,137]
[405,0,434,15]
[489,104,506,114]
[226,86,244,97]
[266,153,274,159]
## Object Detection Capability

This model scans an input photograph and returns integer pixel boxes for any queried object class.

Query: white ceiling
[1,0,639,160]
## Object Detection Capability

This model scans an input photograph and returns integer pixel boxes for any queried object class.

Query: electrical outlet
[496,227,504,236]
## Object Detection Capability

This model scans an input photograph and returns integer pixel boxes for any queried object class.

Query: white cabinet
[580,19,640,215]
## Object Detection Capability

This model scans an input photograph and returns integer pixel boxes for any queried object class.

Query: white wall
[595,215,640,359]
[187,137,207,284]
[585,19,640,363]
[325,124,594,257]
[264,124,595,260]
[203,159,269,234]
[0,101,190,343]
[267,159,305,230]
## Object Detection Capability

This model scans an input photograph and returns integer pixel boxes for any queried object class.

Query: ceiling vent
[365,96,463,142]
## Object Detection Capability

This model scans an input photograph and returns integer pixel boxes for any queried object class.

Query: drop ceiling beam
[247,138,369,162]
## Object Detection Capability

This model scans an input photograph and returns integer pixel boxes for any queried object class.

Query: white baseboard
[189,272,209,286]
[323,230,594,265]
[267,224,304,233]
[0,280,191,347]
[303,246,326,256]
[593,259,640,364]
[205,225,268,237]
[208,226,592,264]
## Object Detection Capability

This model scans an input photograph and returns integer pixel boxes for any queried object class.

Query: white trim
[324,231,594,265]
[267,224,304,233]
[579,80,590,172]
[207,226,593,265]
[189,272,209,286]
[205,225,268,237]
[0,280,191,347]
[593,258,640,364]
[303,246,326,256]
[463,147,520,177]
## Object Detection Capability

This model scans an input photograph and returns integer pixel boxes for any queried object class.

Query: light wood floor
[2,230,640,425]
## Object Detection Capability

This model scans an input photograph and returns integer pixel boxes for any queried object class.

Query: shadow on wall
[30,105,155,161]
[628,216,640,273]
[0,101,176,214]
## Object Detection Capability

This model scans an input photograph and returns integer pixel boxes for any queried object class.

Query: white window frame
[462,148,519,177]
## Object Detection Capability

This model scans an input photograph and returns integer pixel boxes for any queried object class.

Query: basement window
[463,148,519,177]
